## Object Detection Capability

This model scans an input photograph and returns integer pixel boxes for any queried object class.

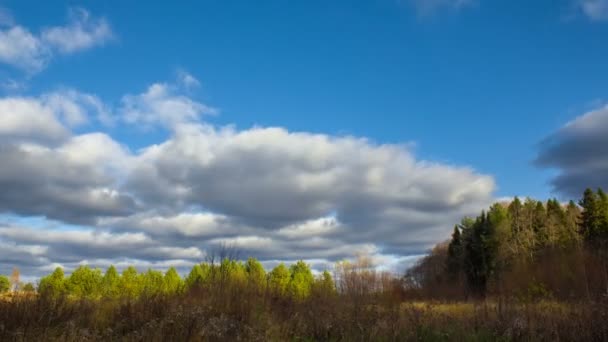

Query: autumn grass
[1,289,608,341]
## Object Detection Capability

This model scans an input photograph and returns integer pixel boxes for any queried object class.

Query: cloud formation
[0,7,112,73]
[0,77,495,277]
[579,0,608,21]
[408,0,475,16]
[535,104,608,197]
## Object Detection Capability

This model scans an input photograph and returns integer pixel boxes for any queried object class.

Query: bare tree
[10,267,20,292]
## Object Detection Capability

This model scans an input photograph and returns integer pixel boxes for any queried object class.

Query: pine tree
[529,201,545,246]
[446,225,463,280]
[580,188,601,244]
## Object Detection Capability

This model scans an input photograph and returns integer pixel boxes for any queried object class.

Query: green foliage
[142,269,164,296]
[219,258,247,284]
[102,265,120,298]
[38,267,65,297]
[315,270,336,294]
[120,266,142,298]
[163,267,183,294]
[21,283,35,292]
[288,260,314,300]
[66,266,103,298]
[185,264,207,289]
[269,263,290,296]
[245,257,266,289]
[0,275,9,293]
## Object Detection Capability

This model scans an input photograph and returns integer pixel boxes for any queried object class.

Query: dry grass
[1,288,608,341]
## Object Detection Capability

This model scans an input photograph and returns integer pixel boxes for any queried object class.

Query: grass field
[1,291,607,341]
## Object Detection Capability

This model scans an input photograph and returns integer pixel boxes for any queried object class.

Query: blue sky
[1,0,608,277]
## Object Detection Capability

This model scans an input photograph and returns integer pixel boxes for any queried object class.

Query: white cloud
[121,83,217,129]
[0,7,112,74]
[579,0,608,21]
[409,0,475,16]
[0,26,48,72]
[0,77,496,277]
[0,90,109,144]
[41,8,113,54]
[177,70,201,89]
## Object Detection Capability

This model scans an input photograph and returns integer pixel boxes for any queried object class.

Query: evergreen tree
[546,199,567,246]
[580,188,602,244]
[508,197,523,235]
[446,225,463,280]
[597,189,608,242]
[564,200,582,244]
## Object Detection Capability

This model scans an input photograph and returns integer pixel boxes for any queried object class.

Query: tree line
[26,258,336,301]
[405,187,608,300]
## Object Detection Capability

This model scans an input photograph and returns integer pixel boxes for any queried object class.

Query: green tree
[446,225,463,280]
[597,189,608,241]
[142,269,164,296]
[580,188,599,240]
[564,200,582,244]
[463,206,506,298]
[120,266,142,299]
[288,260,314,300]
[314,270,336,294]
[39,267,65,297]
[0,275,9,293]
[269,263,290,296]
[532,201,547,246]
[163,267,183,294]
[21,282,35,293]
[546,199,567,246]
[245,257,266,290]
[102,265,120,298]
[66,266,103,298]
[185,264,207,289]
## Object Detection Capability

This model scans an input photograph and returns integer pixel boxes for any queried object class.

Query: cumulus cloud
[579,0,608,21]
[535,104,608,197]
[0,26,48,72]
[0,7,112,74]
[0,77,495,277]
[120,83,217,129]
[0,90,110,144]
[41,8,112,54]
